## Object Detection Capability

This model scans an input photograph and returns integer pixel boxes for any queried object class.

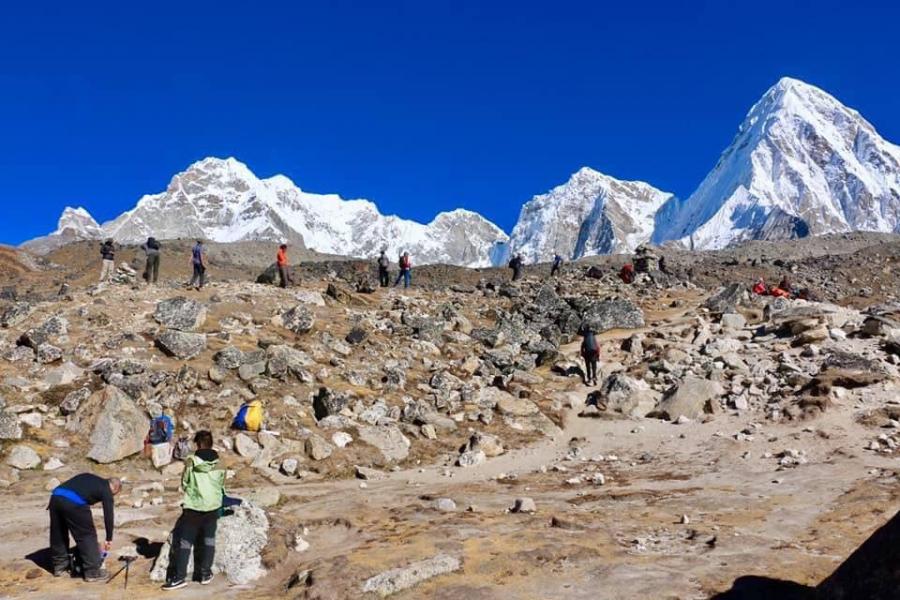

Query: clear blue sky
[2,0,898,244]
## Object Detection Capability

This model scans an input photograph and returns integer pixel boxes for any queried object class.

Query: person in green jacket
[162,430,225,591]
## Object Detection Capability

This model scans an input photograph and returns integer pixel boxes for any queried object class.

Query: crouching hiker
[49,474,122,581]
[162,430,225,591]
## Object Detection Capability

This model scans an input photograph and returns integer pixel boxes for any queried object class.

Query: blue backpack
[148,415,174,444]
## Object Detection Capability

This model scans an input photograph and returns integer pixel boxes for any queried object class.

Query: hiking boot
[84,569,109,583]
[199,573,214,585]
[51,567,68,578]
[162,579,188,591]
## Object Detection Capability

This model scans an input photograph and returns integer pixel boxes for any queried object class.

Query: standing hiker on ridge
[509,253,524,281]
[377,250,390,287]
[394,251,412,288]
[99,239,116,283]
[141,236,161,285]
[188,240,206,290]
[276,243,293,288]
[551,254,563,277]
[48,473,122,582]
[580,326,601,386]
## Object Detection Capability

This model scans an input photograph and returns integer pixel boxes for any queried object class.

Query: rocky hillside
[0,233,897,597]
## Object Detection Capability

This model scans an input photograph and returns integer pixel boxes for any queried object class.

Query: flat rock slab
[153,297,207,331]
[362,554,461,597]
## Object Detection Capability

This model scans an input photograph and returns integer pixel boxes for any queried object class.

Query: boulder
[266,345,313,379]
[345,327,368,345]
[580,299,644,332]
[155,330,207,360]
[277,305,315,335]
[234,433,260,459]
[592,373,658,417]
[496,395,539,417]
[326,283,353,304]
[6,444,40,470]
[457,450,486,468]
[255,263,278,285]
[361,554,461,597]
[356,424,411,462]
[650,377,723,421]
[705,283,747,314]
[36,344,63,364]
[213,346,244,370]
[0,302,33,328]
[313,388,349,421]
[0,411,23,440]
[151,503,269,585]
[87,387,148,463]
[305,435,334,461]
[42,361,84,387]
[153,297,207,331]
[721,313,747,331]
[464,432,504,457]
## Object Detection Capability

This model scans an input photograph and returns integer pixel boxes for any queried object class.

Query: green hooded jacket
[181,450,225,512]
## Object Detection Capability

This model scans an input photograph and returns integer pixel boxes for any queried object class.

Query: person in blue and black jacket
[48,473,122,581]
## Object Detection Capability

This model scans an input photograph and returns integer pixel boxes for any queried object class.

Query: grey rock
[457,449,486,468]
[153,297,207,331]
[151,503,268,585]
[721,312,747,331]
[433,498,456,512]
[361,554,461,597]
[43,361,84,387]
[265,344,313,379]
[60,388,91,416]
[313,387,349,421]
[512,497,537,513]
[0,411,23,440]
[0,302,33,328]
[213,346,244,370]
[278,305,315,335]
[705,283,747,314]
[6,444,40,470]
[87,387,148,463]
[155,330,207,359]
[36,344,63,364]
[305,435,334,461]
[356,424,411,462]
[580,298,644,332]
[651,377,723,421]
[234,432,260,458]
[464,432,504,457]
[238,360,266,382]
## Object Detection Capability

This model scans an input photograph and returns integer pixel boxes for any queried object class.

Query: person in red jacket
[394,252,412,288]
[276,244,292,288]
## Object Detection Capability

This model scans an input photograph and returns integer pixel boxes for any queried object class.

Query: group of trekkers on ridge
[49,430,226,591]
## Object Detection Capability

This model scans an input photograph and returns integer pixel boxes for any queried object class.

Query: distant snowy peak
[654,77,900,249]
[509,167,674,263]
[30,157,509,267]
[54,207,102,238]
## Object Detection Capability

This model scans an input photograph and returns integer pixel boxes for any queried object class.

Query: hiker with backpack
[377,250,390,287]
[48,473,122,582]
[394,252,412,288]
[141,237,161,284]
[550,254,563,277]
[162,430,225,591]
[580,327,601,386]
[99,239,116,283]
[276,244,293,288]
[509,254,524,281]
[189,240,206,290]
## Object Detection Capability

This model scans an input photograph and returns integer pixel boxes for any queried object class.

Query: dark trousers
[49,496,103,577]
[551,264,560,277]
[190,264,206,288]
[584,357,598,383]
[277,265,291,288]
[512,268,522,281]
[168,509,218,583]
[378,267,389,287]
[145,254,160,283]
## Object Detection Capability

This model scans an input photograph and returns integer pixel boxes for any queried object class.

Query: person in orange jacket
[276,244,292,288]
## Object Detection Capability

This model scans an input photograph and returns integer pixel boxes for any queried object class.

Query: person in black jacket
[377,251,390,287]
[48,473,122,581]
[99,240,116,283]
[509,254,524,281]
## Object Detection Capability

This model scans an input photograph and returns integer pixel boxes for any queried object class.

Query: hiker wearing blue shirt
[189,240,206,290]
[48,473,122,581]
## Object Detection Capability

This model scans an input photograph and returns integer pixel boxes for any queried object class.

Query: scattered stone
[433,498,456,512]
[6,444,40,470]
[87,387,148,464]
[305,435,334,461]
[511,497,537,514]
[154,297,207,331]
[234,433,261,459]
[155,330,207,359]
[361,554,461,597]
[278,305,315,335]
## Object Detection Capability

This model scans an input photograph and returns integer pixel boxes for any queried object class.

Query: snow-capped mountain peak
[508,167,674,263]
[654,77,900,248]
[54,206,102,237]
[29,158,509,267]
